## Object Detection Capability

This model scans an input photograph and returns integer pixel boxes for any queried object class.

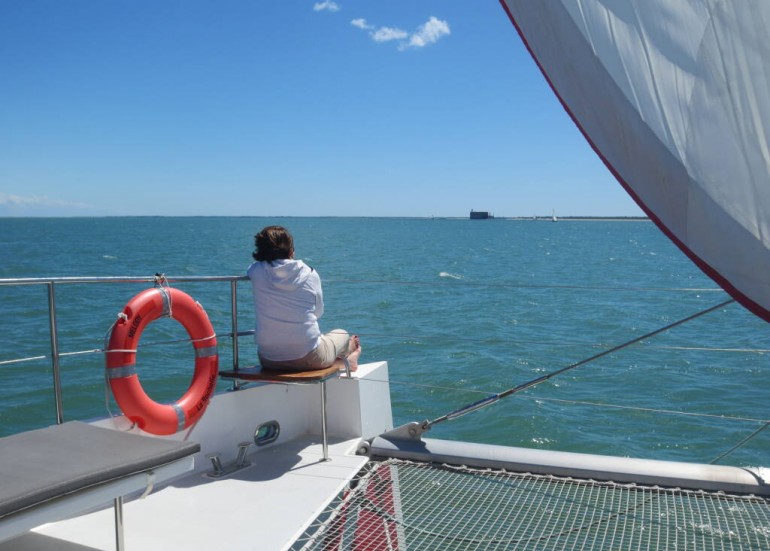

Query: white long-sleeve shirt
[247,259,324,361]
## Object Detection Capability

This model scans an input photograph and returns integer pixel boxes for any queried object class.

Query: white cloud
[313,1,340,13]
[0,193,93,210]
[351,18,372,30]
[351,15,450,50]
[406,16,450,49]
[372,26,409,43]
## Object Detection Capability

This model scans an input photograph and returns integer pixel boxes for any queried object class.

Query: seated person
[247,225,361,371]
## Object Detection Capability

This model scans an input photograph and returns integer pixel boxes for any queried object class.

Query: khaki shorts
[259,329,350,370]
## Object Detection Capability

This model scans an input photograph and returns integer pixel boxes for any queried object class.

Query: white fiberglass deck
[9,436,367,551]
[0,361,393,551]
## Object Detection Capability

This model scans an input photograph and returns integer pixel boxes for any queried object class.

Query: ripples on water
[0,217,768,466]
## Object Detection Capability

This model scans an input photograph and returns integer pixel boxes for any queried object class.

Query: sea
[1,216,768,467]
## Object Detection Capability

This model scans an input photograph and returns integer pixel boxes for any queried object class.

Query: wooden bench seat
[219,360,349,461]
[218,359,345,383]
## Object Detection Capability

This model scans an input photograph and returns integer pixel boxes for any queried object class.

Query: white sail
[500,0,770,321]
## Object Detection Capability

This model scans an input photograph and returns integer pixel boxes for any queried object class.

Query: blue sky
[1,1,643,218]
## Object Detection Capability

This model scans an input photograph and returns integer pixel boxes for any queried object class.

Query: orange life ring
[105,287,219,435]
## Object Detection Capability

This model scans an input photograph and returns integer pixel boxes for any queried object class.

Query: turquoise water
[1,217,768,466]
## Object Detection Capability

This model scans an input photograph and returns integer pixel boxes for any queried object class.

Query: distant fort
[469,210,493,219]
[465,210,647,221]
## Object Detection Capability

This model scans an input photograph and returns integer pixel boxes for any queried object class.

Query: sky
[0,1,644,218]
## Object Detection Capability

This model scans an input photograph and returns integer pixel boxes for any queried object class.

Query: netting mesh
[291,458,770,550]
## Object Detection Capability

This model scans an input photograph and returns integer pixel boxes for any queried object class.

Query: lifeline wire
[428,298,736,427]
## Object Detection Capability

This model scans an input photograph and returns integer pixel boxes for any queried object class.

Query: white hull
[3,356,769,550]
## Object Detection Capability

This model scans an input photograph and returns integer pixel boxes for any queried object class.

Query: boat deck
[0,436,367,551]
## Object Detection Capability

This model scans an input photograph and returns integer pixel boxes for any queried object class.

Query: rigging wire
[358,378,770,428]
[427,298,736,428]
[710,422,770,464]
[528,396,770,425]
[344,332,770,354]
[328,277,723,293]
[3,332,767,369]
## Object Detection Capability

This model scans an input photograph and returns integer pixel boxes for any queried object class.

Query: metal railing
[0,274,249,425]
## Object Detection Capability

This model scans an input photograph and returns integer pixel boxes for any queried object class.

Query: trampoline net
[291,458,770,550]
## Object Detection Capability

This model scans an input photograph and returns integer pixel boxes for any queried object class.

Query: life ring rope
[104,333,218,356]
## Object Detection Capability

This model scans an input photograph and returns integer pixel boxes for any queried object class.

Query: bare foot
[349,335,360,352]
[345,335,362,372]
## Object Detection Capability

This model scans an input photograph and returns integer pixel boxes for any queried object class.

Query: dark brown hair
[253,226,295,262]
